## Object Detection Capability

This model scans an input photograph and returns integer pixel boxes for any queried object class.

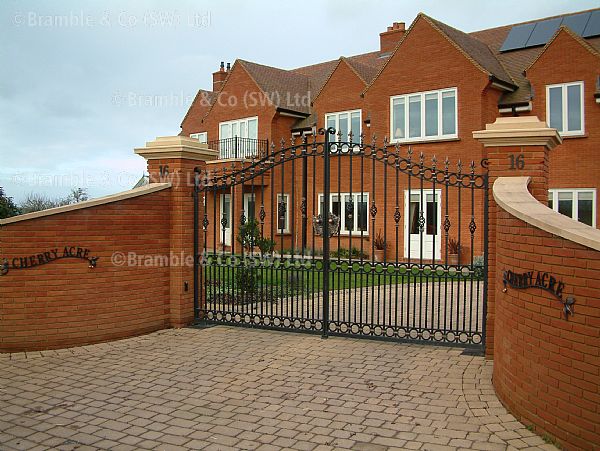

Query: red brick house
[181,9,600,260]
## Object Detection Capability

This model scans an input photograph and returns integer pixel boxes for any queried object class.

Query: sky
[1,0,598,203]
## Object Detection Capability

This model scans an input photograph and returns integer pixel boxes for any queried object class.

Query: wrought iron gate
[194,128,488,348]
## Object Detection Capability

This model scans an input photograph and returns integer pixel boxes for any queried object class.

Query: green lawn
[201,255,483,300]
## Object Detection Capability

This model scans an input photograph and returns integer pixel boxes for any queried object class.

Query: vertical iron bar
[322,128,333,338]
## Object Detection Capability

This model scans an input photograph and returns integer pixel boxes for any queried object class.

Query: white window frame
[218,116,258,139]
[190,132,207,143]
[389,87,458,143]
[276,194,290,234]
[325,109,362,145]
[318,192,369,236]
[548,188,596,227]
[546,81,584,137]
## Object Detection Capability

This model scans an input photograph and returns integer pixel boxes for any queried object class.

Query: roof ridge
[469,7,600,36]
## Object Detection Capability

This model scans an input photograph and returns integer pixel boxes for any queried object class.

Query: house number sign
[1,246,98,276]
[502,269,575,319]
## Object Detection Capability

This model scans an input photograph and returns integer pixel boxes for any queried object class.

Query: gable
[526,26,600,76]
[312,59,366,105]
[366,15,491,97]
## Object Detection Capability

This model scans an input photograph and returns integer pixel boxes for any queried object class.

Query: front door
[220,194,231,247]
[404,189,441,260]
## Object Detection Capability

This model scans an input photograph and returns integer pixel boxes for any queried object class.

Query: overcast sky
[1,0,597,202]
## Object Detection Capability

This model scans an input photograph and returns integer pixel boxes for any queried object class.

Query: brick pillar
[473,116,562,358]
[135,136,218,327]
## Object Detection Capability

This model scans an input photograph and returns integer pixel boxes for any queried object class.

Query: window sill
[560,133,587,139]
[388,137,460,146]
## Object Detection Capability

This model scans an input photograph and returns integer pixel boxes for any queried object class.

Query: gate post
[473,116,562,358]
[135,136,218,327]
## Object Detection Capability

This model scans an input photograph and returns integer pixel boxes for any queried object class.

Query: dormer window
[546,82,584,136]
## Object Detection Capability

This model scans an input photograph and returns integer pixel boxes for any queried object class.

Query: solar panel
[526,18,563,47]
[582,10,600,38]
[561,12,591,35]
[500,23,536,52]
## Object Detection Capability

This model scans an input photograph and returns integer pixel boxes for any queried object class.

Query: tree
[69,187,88,203]
[18,187,88,214]
[0,187,20,219]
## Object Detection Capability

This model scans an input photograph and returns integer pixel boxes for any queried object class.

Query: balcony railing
[207,137,269,160]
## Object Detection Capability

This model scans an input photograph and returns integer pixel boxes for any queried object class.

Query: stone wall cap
[473,116,562,149]
[134,135,218,161]
[0,183,171,226]
[493,177,600,252]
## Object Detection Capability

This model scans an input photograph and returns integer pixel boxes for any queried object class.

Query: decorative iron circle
[473,334,482,344]
[216,313,223,321]
[244,315,251,323]
[294,319,301,328]
[422,330,431,340]
[315,321,322,331]
[398,328,407,338]
[225,313,232,321]
[409,329,418,339]
[207,312,214,320]
[304,320,311,329]
[351,324,359,334]
[447,332,456,342]
[386,327,394,337]
[374,326,382,336]
[254,316,260,324]
[234,314,241,322]
[329,322,337,332]
[264,317,271,326]
[459,333,468,343]
[363,325,371,335]
[434,331,444,341]
[283,318,291,327]
[340,323,348,333]
[274,318,281,326]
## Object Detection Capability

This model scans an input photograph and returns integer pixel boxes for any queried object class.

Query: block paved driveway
[0,327,555,451]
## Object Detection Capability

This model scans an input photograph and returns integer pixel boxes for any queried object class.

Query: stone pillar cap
[473,116,562,149]
[134,135,218,161]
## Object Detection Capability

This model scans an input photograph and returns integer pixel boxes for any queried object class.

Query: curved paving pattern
[0,327,556,451]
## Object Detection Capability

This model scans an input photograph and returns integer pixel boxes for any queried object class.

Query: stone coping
[0,183,171,226]
[493,177,600,252]
[473,116,562,149]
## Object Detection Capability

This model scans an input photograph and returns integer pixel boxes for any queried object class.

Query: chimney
[212,61,227,92]
[379,22,405,54]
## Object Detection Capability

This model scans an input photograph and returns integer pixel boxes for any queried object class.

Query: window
[548,189,596,227]
[219,116,258,140]
[190,132,207,143]
[325,110,361,145]
[390,88,457,142]
[318,193,368,235]
[277,194,290,234]
[546,82,584,136]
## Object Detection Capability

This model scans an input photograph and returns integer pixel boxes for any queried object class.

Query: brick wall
[0,187,172,352]
[493,206,600,450]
